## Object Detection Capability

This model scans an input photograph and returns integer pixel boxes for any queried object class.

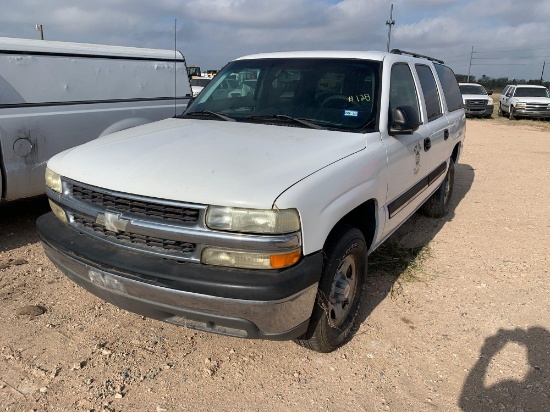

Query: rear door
[433,63,465,164]
[414,64,447,175]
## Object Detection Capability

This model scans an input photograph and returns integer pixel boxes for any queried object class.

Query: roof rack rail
[390,49,444,64]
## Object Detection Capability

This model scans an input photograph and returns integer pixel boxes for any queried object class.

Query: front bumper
[464,105,494,117]
[37,213,323,340]
[513,109,550,118]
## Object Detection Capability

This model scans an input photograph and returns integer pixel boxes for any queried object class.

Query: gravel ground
[1,119,549,412]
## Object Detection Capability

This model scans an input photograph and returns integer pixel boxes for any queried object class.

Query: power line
[471,63,536,66]
[472,55,550,60]
[473,45,550,54]
[441,52,472,59]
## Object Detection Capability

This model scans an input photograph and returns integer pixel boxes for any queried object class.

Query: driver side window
[389,63,420,115]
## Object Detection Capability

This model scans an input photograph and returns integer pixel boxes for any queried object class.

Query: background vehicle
[459,82,494,118]
[205,69,219,78]
[190,76,212,97]
[498,84,550,119]
[0,37,192,202]
[186,65,201,78]
[38,50,465,353]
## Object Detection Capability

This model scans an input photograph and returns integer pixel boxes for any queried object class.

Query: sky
[1,0,550,82]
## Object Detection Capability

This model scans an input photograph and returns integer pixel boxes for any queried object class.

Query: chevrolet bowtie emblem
[96,211,129,233]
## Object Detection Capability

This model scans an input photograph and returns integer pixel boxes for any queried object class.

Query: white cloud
[1,0,549,80]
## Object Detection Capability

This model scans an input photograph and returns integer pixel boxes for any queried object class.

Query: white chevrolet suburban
[498,84,550,120]
[37,49,466,352]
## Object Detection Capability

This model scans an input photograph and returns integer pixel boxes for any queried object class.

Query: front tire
[295,224,367,353]
[421,158,455,218]
[509,106,516,120]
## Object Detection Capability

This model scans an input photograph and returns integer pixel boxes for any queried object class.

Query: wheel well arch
[451,142,461,164]
[325,199,377,251]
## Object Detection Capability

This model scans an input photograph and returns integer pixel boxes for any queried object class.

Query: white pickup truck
[38,49,466,352]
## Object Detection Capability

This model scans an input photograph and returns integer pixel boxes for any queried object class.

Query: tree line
[455,74,550,93]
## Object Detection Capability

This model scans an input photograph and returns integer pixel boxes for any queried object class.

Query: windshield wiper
[246,114,326,130]
[180,111,235,122]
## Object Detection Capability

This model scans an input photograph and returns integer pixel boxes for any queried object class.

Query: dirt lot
[1,119,549,412]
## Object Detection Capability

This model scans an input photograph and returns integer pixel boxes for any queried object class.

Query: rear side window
[434,64,463,112]
[415,64,442,121]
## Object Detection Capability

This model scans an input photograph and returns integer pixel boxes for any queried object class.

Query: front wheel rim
[328,255,358,328]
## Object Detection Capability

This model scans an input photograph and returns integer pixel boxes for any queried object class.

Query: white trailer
[0,37,192,201]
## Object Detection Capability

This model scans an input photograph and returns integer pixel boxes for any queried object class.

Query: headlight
[45,167,62,193]
[462,99,466,105]
[515,102,526,108]
[488,97,493,105]
[206,206,300,234]
[202,248,301,269]
[48,200,68,223]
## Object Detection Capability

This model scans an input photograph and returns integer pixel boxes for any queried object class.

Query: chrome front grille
[72,183,199,223]
[73,214,196,254]
[524,103,550,111]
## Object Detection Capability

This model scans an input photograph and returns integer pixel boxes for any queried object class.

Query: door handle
[424,137,431,151]
[444,129,449,141]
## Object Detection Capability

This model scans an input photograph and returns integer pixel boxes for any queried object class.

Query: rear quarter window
[434,64,463,112]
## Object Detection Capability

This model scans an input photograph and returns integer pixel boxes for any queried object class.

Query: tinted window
[459,84,487,95]
[389,63,420,115]
[514,87,550,98]
[416,64,442,121]
[434,64,463,112]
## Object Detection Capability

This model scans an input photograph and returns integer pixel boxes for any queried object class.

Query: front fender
[274,135,388,255]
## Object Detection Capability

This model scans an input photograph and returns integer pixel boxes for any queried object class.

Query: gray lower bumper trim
[43,243,317,339]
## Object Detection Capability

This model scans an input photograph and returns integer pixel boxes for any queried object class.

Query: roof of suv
[507,84,548,89]
[236,51,388,61]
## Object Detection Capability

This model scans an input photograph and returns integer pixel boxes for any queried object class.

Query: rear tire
[421,158,455,218]
[295,224,367,353]
[498,104,504,117]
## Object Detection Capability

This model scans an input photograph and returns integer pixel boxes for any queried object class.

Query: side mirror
[487,90,493,95]
[389,106,421,136]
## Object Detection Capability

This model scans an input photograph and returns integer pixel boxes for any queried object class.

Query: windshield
[514,87,550,98]
[459,84,487,95]
[184,58,381,132]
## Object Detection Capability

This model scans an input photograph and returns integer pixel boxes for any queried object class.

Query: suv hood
[49,118,367,208]
[462,93,490,101]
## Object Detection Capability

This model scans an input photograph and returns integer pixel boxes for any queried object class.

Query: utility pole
[35,24,44,40]
[541,61,546,85]
[386,4,395,52]
[468,46,474,82]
